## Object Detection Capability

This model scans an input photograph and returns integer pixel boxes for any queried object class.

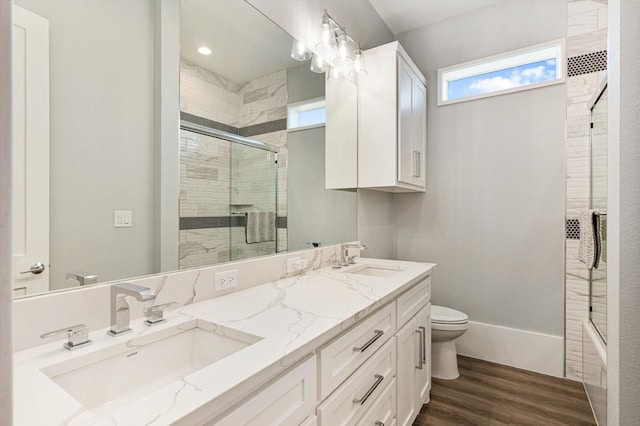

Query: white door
[397,56,414,186]
[11,6,50,297]
[415,304,431,405]
[412,80,427,188]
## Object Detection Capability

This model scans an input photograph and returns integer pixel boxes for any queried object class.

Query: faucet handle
[144,302,178,326]
[40,324,92,351]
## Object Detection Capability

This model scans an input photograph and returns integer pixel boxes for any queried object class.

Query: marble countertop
[14,258,434,425]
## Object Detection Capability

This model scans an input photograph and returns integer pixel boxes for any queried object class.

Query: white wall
[0,0,13,420]
[15,0,156,290]
[358,190,394,260]
[607,0,640,423]
[394,0,566,336]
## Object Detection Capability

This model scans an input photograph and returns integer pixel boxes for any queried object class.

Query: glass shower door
[589,81,608,342]
[229,142,278,261]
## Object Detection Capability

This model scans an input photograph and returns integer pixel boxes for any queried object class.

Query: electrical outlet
[286,257,300,273]
[215,269,238,291]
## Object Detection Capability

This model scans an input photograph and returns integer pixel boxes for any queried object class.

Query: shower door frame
[179,120,279,263]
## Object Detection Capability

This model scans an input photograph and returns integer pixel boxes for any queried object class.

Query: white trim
[456,321,564,377]
[287,123,325,133]
[437,38,566,106]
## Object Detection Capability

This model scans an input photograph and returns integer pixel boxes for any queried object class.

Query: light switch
[114,211,133,228]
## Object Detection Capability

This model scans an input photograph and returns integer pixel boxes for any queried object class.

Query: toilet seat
[431,305,468,324]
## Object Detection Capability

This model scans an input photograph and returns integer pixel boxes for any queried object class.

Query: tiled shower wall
[564,0,608,381]
[178,60,289,268]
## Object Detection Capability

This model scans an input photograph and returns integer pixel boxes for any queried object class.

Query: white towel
[578,209,598,269]
[245,211,276,244]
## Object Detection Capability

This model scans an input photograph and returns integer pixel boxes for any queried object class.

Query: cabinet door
[411,80,427,188]
[396,317,418,426]
[415,304,431,405]
[397,56,415,186]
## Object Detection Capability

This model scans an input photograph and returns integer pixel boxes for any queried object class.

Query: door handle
[420,326,427,365]
[20,262,46,275]
[415,329,423,369]
[412,151,418,177]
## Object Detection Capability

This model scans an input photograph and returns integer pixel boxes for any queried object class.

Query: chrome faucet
[65,271,98,286]
[341,243,366,265]
[107,283,156,336]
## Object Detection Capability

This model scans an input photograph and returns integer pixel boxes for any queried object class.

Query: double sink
[37,261,405,416]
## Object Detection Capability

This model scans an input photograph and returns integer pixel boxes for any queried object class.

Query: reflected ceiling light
[310,54,326,73]
[291,39,312,61]
[197,46,212,56]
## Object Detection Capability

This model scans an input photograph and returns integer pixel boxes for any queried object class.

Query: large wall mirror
[11,0,357,299]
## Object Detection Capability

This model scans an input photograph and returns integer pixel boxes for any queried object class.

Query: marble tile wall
[179,61,290,267]
[14,243,348,351]
[565,0,608,381]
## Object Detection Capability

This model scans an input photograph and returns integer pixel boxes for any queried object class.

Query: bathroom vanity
[14,258,434,425]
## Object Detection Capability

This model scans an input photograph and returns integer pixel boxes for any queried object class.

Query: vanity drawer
[212,355,316,426]
[396,276,430,329]
[317,337,396,426]
[319,302,396,399]
[356,378,396,426]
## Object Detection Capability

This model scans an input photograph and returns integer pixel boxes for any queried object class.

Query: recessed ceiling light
[198,46,212,56]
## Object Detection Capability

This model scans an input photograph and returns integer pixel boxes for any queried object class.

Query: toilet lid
[431,305,468,324]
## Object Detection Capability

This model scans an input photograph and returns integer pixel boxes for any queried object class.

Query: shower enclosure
[582,76,607,426]
[178,122,278,269]
[589,79,608,342]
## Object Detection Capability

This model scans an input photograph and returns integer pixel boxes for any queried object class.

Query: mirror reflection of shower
[589,79,608,343]
[179,124,278,269]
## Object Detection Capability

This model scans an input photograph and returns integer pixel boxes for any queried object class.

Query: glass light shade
[316,16,337,54]
[310,54,326,73]
[350,49,367,77]
[333,34,353,67]
[327,66,341,81]
[291,39,312,61]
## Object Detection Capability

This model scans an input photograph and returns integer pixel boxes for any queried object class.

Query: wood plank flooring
[414,356,596,426]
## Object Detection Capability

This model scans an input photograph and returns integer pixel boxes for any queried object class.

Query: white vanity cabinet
[358,41,427,193]
[210,355,317,426]
[395,278,432,426]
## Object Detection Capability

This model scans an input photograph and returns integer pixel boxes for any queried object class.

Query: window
[438,40,565,106]
[288,98,326,130]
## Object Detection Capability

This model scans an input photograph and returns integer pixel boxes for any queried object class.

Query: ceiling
[180,0,301,85]
[369,0,501,35]
[181,0,503,85]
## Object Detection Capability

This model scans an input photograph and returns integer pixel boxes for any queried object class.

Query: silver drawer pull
[353,330,384,353]
[415,329,423,369]
[419,326,427,365]
[353,374,384,405]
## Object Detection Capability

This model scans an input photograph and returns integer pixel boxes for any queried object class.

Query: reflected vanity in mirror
[11,0,357,298]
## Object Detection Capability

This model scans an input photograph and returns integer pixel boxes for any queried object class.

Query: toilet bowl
[431,305,469,380]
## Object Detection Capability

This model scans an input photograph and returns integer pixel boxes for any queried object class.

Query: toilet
[431,305,469,380]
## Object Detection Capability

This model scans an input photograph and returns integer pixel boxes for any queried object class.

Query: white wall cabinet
[358,41,427,193]
[325,74,358,190]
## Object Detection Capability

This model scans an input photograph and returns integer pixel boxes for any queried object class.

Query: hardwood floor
[414,356,596,426]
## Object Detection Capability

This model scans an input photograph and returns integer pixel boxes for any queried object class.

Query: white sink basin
[341,264,404,278]
[41,319,261,414]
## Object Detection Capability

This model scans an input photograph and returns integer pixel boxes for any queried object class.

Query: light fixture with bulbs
[289,10,365,81]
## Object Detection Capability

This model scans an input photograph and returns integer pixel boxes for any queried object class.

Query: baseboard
[456,321,564,377]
